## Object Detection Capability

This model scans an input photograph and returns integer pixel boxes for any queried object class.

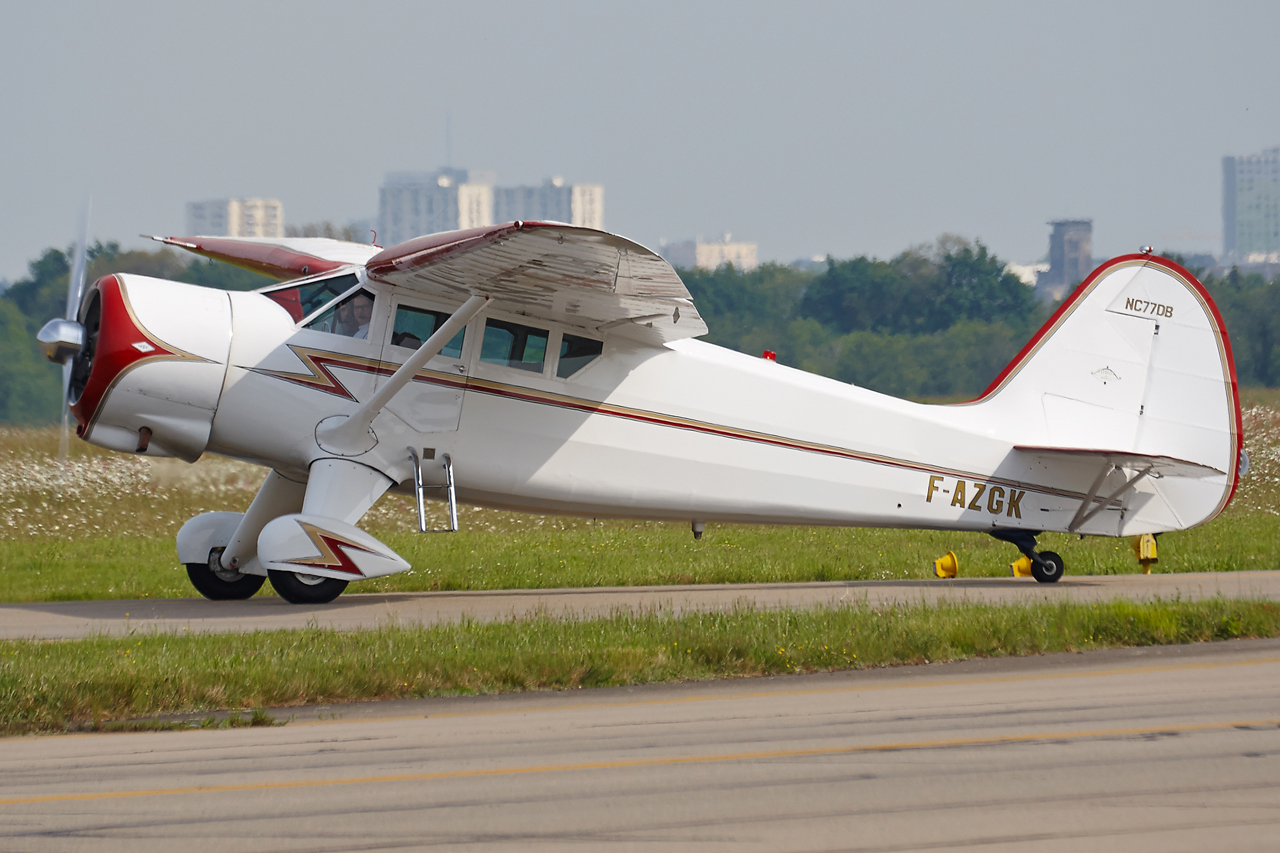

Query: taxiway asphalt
[2,570,1279,640]
[2,637,1278,851]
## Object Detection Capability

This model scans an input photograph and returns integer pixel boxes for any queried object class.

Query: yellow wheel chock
[1130,533,1158,574]
[1010,555,1034,577]
[933,551,958,579]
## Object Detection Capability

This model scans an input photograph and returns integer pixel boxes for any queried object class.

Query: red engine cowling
[70,274,232,461]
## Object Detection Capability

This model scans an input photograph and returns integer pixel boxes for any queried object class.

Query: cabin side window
[305,289,376,339]
[391,304,465,358]
[557,333,603,378]
[480,319,548,373]
[264,273,359,322]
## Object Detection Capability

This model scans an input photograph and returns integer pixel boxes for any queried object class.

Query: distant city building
[186,198,284,238]
[1223,146,1280,263]
[378,169,495,247]
[662,235,759,271]
[493,177,605,229]
[379,170,605,247]
[1036,219,1092,302]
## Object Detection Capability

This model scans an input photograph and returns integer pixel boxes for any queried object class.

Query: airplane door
[377,296,471,433]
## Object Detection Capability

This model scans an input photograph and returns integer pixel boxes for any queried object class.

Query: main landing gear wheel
[989,529,1066,584]
[1030,550,1065,584]
[267,569,348,605]
[186,551,266,601]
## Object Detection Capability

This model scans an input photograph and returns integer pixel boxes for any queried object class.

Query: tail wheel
[268,569,348,604]
[1031,550,1065,584]
[186,551,266,601]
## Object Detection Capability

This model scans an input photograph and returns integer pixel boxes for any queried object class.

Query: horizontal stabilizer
[1014,446,1224,478]
[365,221,707,343]
[148,235,380,280]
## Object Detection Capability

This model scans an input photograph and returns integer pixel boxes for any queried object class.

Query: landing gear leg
[989,529,1065,584]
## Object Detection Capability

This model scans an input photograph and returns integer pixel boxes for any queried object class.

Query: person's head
[351,293,373,326]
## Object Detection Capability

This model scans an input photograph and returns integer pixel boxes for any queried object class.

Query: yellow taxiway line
[4,716,1278,808]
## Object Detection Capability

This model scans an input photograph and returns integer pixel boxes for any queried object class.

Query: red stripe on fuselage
[257,350,1089,502]
[255,345,468,401]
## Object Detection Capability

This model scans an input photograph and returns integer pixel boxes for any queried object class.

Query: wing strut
[316,294,489,455]
[1066,462,1154,533]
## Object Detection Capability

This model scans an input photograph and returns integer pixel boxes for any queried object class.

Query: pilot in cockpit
[332,291,374,339]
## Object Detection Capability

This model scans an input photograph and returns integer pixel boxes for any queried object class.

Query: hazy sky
[3,0,1278,282]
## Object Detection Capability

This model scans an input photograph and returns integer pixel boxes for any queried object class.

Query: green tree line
[683,236,1049,400]
[682,244,1280,401]
[1199,264,1280,387]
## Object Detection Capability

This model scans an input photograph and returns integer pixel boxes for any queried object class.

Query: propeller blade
[65,199,91,321]
[58,200,91,460]
[58,362,72,459]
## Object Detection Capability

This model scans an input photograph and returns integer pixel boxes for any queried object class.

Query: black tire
[267,569,348,604]
[1031,550,1065,584]
[185,562,266,600]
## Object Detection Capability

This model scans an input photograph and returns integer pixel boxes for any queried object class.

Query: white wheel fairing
[257,513,410,581]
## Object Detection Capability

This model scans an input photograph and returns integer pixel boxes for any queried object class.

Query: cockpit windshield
[262,273,360,322]
[306,289,376,339]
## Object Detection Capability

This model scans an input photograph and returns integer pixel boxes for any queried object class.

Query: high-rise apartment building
[1223,147,1280,262]
[1036,220,1092,302]
[186,198,284,238]
[378,169,495,247]
[492,177,604,229]
[379,171,604,247]
[661,235,759,272]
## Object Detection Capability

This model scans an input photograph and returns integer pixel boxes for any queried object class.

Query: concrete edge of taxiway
[1,570,1279,641]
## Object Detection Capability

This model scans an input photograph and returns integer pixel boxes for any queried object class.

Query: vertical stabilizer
[971,254,1242,526]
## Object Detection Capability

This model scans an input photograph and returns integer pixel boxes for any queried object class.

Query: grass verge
[3,512,1279,603]
[3,598,1278,736]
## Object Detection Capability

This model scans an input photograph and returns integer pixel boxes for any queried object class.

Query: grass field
[0,390,1278,601]
[4,598,1278,735]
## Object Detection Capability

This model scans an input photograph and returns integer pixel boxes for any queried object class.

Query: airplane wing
[364,221,708,344]
[148,235,381,280]
[1013,446,1224,478]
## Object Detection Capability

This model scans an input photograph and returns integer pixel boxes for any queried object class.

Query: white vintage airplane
[36,222,1244,603]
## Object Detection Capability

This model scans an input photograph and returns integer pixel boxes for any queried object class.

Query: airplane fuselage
[76,268,1231,541]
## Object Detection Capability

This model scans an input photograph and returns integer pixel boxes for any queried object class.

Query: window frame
[386,300,470,361]
[380,296,608,382]
[477,316,553,376]
[554,330,606,380]
[303,286,380,340]
[384,293,477,365]
[258,269,367,328]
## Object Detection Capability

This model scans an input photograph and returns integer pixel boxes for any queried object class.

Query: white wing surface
[365,221,707,344]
